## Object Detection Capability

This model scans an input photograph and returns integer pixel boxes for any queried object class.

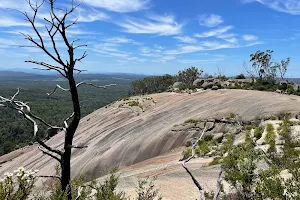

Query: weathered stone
[202,82,213,90]
[212,85,219,90]
[276,89,282,94]
[205,121,215,130]
[193,79,205,87]
[213,133,224,142]
[195,122,205,129]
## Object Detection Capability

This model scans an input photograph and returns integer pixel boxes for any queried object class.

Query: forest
[0,72,143,155]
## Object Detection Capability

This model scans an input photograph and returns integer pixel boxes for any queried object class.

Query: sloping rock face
[1,90,300,183]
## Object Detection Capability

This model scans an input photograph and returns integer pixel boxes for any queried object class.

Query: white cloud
[0,16,43,27]
[75,9,110,22]
[165,41,236,55]
[224,38,239,43]
[178,59,222,64]
[216,33,237,39]
[243,34,258,41]
[194,26,233,38]
[174,36,197,44]
[103,37,141,45]
[244,0,300,15]
[139,46,162,57]
[198,14,224,27]
[117,14,183,35]
[81,0,149,13]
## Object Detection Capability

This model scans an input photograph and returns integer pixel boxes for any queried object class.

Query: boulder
[193,79,204,87]
[205,121,215,130]
[212,85,219,90]
[213,132,224,142]
[202,82,213,90]
[173,82,183,89]
[276,89,282,94]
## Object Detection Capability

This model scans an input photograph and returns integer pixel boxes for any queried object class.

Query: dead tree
[0,0,114,199]
[182,126,208,200]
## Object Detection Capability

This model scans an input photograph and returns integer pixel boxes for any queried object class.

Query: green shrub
[265,124,276,144]
[265,123,274,132]
[136,178,162,200]
[128,101,139,107]
[287,85,295,95]
[229,113,236,119]
[184,119,200,124]
[208,156,223,166]
[203,134,214,142]
[254,126,263,139]
[235,74,246,79]
[0,167,37,200]
[246,125,256,130]
[182,149,192,160]
[197,142,210,157]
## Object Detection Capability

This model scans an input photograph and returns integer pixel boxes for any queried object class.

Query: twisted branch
[182,126,208,200]
[47,83,116,96]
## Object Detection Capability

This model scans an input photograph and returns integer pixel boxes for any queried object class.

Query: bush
[0,167,37,200]
[203,134,214,142]
[208,156,223,166]
[254,126,263,139]
[136,178,162,200]
[246,125,256,130]
[265,124,276,144]
[128,101,139,107]
[235,74,246,79]
[184,119,200,124]
[197,142,210,157]
[182,149,192,160]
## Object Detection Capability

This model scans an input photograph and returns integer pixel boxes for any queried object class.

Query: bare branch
[213,170,223,200]
[26,60,66,77]
[182,127,208,200]
[38,147,61,163]
[75,186,83,200]
[47,84,70,96]
[37,139,63,156]
[64,112,75,128]
[47,83,116,96]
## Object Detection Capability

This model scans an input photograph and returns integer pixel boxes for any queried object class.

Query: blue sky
[0,0,300,76]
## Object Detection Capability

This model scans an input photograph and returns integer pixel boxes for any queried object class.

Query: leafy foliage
[131,74,175,95]
[177,67,202,86]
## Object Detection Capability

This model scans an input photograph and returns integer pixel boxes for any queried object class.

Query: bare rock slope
[1,89,300,182]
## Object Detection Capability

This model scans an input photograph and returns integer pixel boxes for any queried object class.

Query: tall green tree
[177,67,203,85]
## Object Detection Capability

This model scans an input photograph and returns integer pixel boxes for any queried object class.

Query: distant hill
[0,70,146,82]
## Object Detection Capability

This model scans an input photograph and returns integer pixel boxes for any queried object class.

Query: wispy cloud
[178,59,223,64]
[174,36,197,44]
[243,34,258,41]
[165,41,236,55]
[81,0,149,13]
[244,0,300,15]
[103,37,141,45]
[74,8,110,22]
[0,16,43,27]
[198,14,224,27]
[117,14,183,35]
[194,26,233,38]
